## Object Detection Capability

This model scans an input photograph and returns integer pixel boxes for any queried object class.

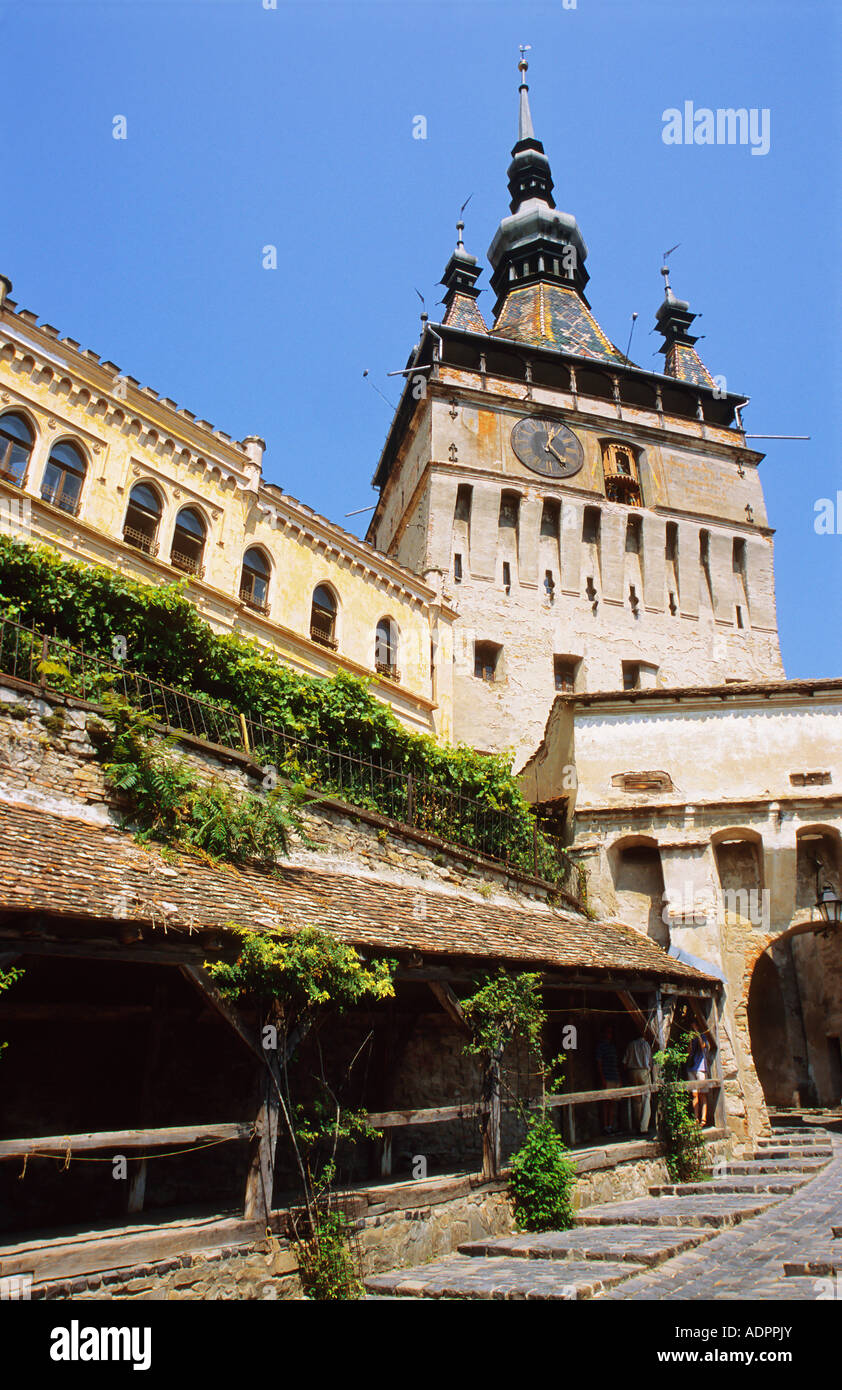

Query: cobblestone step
[575,1193,778,1228]
[783,1256,842,1277]
[717,1158,829,1175]
[364,1254,641,1300]
[649,1175,810,1198]
[754,1145,832,1159]
[757,1131,831,1145]
[458,1225,711,1266]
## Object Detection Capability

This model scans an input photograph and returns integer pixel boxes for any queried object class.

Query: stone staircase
[364,1127,838,1300]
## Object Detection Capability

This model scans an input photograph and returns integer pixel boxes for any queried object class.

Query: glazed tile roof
[0,800,711,985]
[666,343,717,390]
[442,294,488,334]
[492,283,626,363]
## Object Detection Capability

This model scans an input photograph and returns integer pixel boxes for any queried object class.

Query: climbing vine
[460,968,576,1230]
[206,925,395,1299]
[654,1033,708,1182]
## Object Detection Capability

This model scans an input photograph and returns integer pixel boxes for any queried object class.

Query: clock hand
[546,437,569,464]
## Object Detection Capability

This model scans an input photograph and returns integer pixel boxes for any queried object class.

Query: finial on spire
[517,45,534,141]
[456,220,465,250]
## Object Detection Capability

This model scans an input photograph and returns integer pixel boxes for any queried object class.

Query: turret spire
[654,267,716,388]
[440,216,487,333]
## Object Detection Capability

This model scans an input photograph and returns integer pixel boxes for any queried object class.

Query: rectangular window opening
[474,641,501,682]
[583,506,601,545]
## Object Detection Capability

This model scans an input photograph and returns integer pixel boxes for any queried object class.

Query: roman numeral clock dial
[510,416,584,479]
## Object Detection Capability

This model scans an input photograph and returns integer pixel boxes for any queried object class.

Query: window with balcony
[0,412,33,486]
[310,584,338,649]
[170,507,206,577]
[239,547,270,612]
[375,616,399,680]
[40,440,86,516]
[602,441,642,506]
[123,483,162,556]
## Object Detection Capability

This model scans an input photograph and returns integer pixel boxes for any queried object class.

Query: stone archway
[746,947,803,1108]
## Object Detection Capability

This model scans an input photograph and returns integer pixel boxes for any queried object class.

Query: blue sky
[1,0,839,678]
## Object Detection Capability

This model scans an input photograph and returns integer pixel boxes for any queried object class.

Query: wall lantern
[817,883,842,930]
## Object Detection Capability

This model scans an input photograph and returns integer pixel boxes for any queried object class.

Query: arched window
[170,507,206,577]
[123,483,162,555]
[375,617,399,680]
[0,412,34,486]
[41,440,86,515]
[240,547,270,612]
[310,585,337,649]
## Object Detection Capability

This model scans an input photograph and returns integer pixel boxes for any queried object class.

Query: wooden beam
[366,1103,482,1129]
[616,989,658,1044]
[178,964,263,1063]
[427,981,471,1036]
[687,996,715,1044]
[0,936,207,968]
[0,1122,251,1160]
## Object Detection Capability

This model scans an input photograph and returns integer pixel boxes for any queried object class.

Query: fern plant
[92,694,301,865]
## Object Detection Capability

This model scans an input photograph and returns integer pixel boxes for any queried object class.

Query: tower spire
[518,47,535,141]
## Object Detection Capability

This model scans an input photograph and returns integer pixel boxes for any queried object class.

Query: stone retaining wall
[33,1138,734,1300]
[0,679,562,906]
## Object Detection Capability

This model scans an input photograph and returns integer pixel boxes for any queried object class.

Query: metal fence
[0,613,577,895]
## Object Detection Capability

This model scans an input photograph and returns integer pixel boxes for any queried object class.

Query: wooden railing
[366,1079,722,1178]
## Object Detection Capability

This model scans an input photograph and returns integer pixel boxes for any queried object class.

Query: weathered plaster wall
[371,370,783,765]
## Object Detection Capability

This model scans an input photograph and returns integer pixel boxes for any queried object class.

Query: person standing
[686,1031,711,1126]
[595,1023,621,1134]
[623,1033,653,1133]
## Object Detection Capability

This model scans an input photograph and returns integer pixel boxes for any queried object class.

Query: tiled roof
[443,295,488,334]
[666,343,716,390]
[0,800,710,985]
[492,283,626,363]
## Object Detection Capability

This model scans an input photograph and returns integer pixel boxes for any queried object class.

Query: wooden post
[707,994,727,1130]
[481,1049,502,1181]
[380,1130,393,1178]
[243,1066,279,1222]
[127,980,167,1214]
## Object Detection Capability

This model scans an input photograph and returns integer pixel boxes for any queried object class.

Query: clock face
[510,416,584,479]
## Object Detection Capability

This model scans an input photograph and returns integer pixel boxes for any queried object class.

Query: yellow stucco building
[0,275,455,740]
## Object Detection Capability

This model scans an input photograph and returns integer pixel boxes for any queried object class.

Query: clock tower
[366,59,784,767]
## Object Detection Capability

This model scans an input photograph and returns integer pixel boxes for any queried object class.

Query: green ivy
[654,1033,708,1182]
[0,536,572,883]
